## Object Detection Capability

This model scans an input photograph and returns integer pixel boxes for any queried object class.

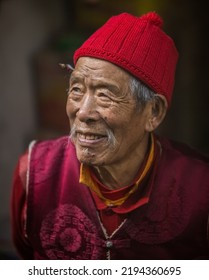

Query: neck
[92,133,151,190]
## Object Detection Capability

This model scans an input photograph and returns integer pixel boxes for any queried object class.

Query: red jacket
[11,135,209,259]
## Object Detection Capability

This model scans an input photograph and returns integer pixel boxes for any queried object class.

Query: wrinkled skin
[66,57,162,189]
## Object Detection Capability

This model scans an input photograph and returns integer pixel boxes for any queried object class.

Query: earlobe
[145,94,168,132]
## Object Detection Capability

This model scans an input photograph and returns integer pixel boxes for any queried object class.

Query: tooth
[78,133,103,140]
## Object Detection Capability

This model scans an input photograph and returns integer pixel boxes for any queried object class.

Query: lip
[76,131,107,146]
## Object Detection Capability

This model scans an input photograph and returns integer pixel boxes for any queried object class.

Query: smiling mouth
[77,132,106,145]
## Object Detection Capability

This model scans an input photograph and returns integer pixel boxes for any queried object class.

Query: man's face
[66,57,151,167]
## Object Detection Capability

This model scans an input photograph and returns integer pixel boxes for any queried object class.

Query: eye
[66,87,80,96]
[70,86,83,95]
[96,91,113,108]
[97,91,111,100]
[68,85,84,101]
[72,86,81,92]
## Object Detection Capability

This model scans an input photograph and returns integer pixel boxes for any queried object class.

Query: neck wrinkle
[92,133,152,190]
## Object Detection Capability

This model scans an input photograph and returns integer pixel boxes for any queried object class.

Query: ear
[145,94,168,132]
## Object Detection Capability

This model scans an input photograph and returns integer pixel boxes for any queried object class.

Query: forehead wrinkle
[70,64,98,83]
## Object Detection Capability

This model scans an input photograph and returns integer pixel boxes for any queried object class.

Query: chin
[79,158,105,167]
[76,148,98,166]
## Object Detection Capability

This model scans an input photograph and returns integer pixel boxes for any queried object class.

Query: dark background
[0,0,209,259]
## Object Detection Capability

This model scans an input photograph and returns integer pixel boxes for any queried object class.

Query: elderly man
[11,12,209,260]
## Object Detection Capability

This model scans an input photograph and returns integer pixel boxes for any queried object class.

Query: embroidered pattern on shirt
[40,204,103,259]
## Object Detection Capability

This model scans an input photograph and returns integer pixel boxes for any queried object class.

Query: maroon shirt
[11,135,209,259]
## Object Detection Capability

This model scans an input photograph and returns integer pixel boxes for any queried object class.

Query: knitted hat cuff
[74,47,165,94]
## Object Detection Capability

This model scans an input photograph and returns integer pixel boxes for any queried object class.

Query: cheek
[66,99,77,118]
[107,110,147,141]
[101,111,119,128]
[102,106,134,127]
[102,112,131,142]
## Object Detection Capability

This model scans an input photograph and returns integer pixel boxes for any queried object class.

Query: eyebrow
[70,74,120,94]
[95,82,120,94]
[69,74,83,84]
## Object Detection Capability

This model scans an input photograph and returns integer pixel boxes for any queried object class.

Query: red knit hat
[73,12,179,105]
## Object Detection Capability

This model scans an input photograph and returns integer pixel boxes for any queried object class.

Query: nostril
[76,108,98,123]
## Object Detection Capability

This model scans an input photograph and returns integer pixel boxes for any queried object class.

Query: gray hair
[129,76,157,110]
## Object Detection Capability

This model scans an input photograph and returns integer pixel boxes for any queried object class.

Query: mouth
[76,132,107,146]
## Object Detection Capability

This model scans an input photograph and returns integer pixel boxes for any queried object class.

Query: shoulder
[31,135,69,152]
[14,136,73,189]
[28,136,78,179]
[155,135,209,189]
[28,135,77,171]
[157,135,209,166]
[30,136,74,160]
[155,135,209,211]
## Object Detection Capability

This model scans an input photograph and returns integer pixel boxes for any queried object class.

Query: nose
[76,93,99,123]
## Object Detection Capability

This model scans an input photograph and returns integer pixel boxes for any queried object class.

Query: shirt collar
[79,133,156,210]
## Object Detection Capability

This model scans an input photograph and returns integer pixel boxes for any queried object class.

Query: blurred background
[0,0,209,259]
